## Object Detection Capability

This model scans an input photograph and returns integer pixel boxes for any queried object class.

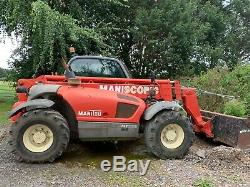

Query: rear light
[16,86,28,101]
[18,80,24,86]
[17,93,27,101]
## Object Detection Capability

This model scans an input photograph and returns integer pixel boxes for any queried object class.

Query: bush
[220,64,250,114]
[187,68,228,113]
[224,100,247,117]
[187,64,250,116]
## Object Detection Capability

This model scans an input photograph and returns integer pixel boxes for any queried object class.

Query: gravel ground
[0,125,250,187]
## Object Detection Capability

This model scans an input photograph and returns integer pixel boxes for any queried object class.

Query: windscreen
[70,58,126,78]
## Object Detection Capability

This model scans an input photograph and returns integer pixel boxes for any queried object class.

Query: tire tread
[145,111,194,159]
[9,109,70,163]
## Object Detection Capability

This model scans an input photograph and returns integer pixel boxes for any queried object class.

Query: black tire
[144,110,194,159]
[9,109,70,163]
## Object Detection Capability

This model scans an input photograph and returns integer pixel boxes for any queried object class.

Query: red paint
[57,86,146,123]
[11,74,214,137]
[10,101,25,122]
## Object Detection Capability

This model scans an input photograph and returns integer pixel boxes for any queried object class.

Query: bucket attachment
[201,110,250,149]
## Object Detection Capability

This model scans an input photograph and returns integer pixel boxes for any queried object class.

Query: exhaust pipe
[201,110,250,149]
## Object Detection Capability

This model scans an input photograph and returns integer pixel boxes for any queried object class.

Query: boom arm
[181,88,213,137]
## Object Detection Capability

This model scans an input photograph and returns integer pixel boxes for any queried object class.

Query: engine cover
[57,86,146,124]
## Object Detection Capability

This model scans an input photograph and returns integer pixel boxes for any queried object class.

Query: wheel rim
[160,123,184,149]
[23,124,54,153]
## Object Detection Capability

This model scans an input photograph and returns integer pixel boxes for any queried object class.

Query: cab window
[70,58,126,78]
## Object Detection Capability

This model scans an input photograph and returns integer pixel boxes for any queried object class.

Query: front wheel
[144,111,194,159]
[9,109,70,163]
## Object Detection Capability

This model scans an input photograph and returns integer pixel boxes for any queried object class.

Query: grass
[0,81,16,125]
[102,171,145,187]
[193,178,214,187]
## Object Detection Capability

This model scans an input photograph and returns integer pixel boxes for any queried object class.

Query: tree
[0,0,123,80]
[223,0,250,68]
[130,0,231,78]
[0,68,8,79]
[0,0,249,80]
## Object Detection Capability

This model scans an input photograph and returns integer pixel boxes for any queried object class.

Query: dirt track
[0,125,250,187]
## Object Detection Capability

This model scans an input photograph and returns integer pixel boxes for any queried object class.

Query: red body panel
[18,75,173,99]
[57,86,146,123]
[14,74,212,137]
[10,101,25,122]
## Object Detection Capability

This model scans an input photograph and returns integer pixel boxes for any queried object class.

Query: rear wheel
[9,109,70,163]
[144,111,194,159]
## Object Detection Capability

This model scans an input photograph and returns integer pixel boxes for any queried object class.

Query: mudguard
[143,101,183,120]
[28,84,61,100]
[9,99,55,118]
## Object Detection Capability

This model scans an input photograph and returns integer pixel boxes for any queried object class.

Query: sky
[0,35,19,69]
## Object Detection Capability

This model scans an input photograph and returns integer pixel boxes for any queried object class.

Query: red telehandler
[8,55,250,163]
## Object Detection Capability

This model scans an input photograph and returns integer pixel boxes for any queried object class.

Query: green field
[0,81,16,125]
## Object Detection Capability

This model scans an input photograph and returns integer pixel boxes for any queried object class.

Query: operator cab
[68,56,131,78]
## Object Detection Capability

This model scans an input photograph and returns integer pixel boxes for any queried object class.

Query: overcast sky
[0,35,19,69]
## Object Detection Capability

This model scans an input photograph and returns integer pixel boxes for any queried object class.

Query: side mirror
[65,69,76,79]
[61,57,76,79]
